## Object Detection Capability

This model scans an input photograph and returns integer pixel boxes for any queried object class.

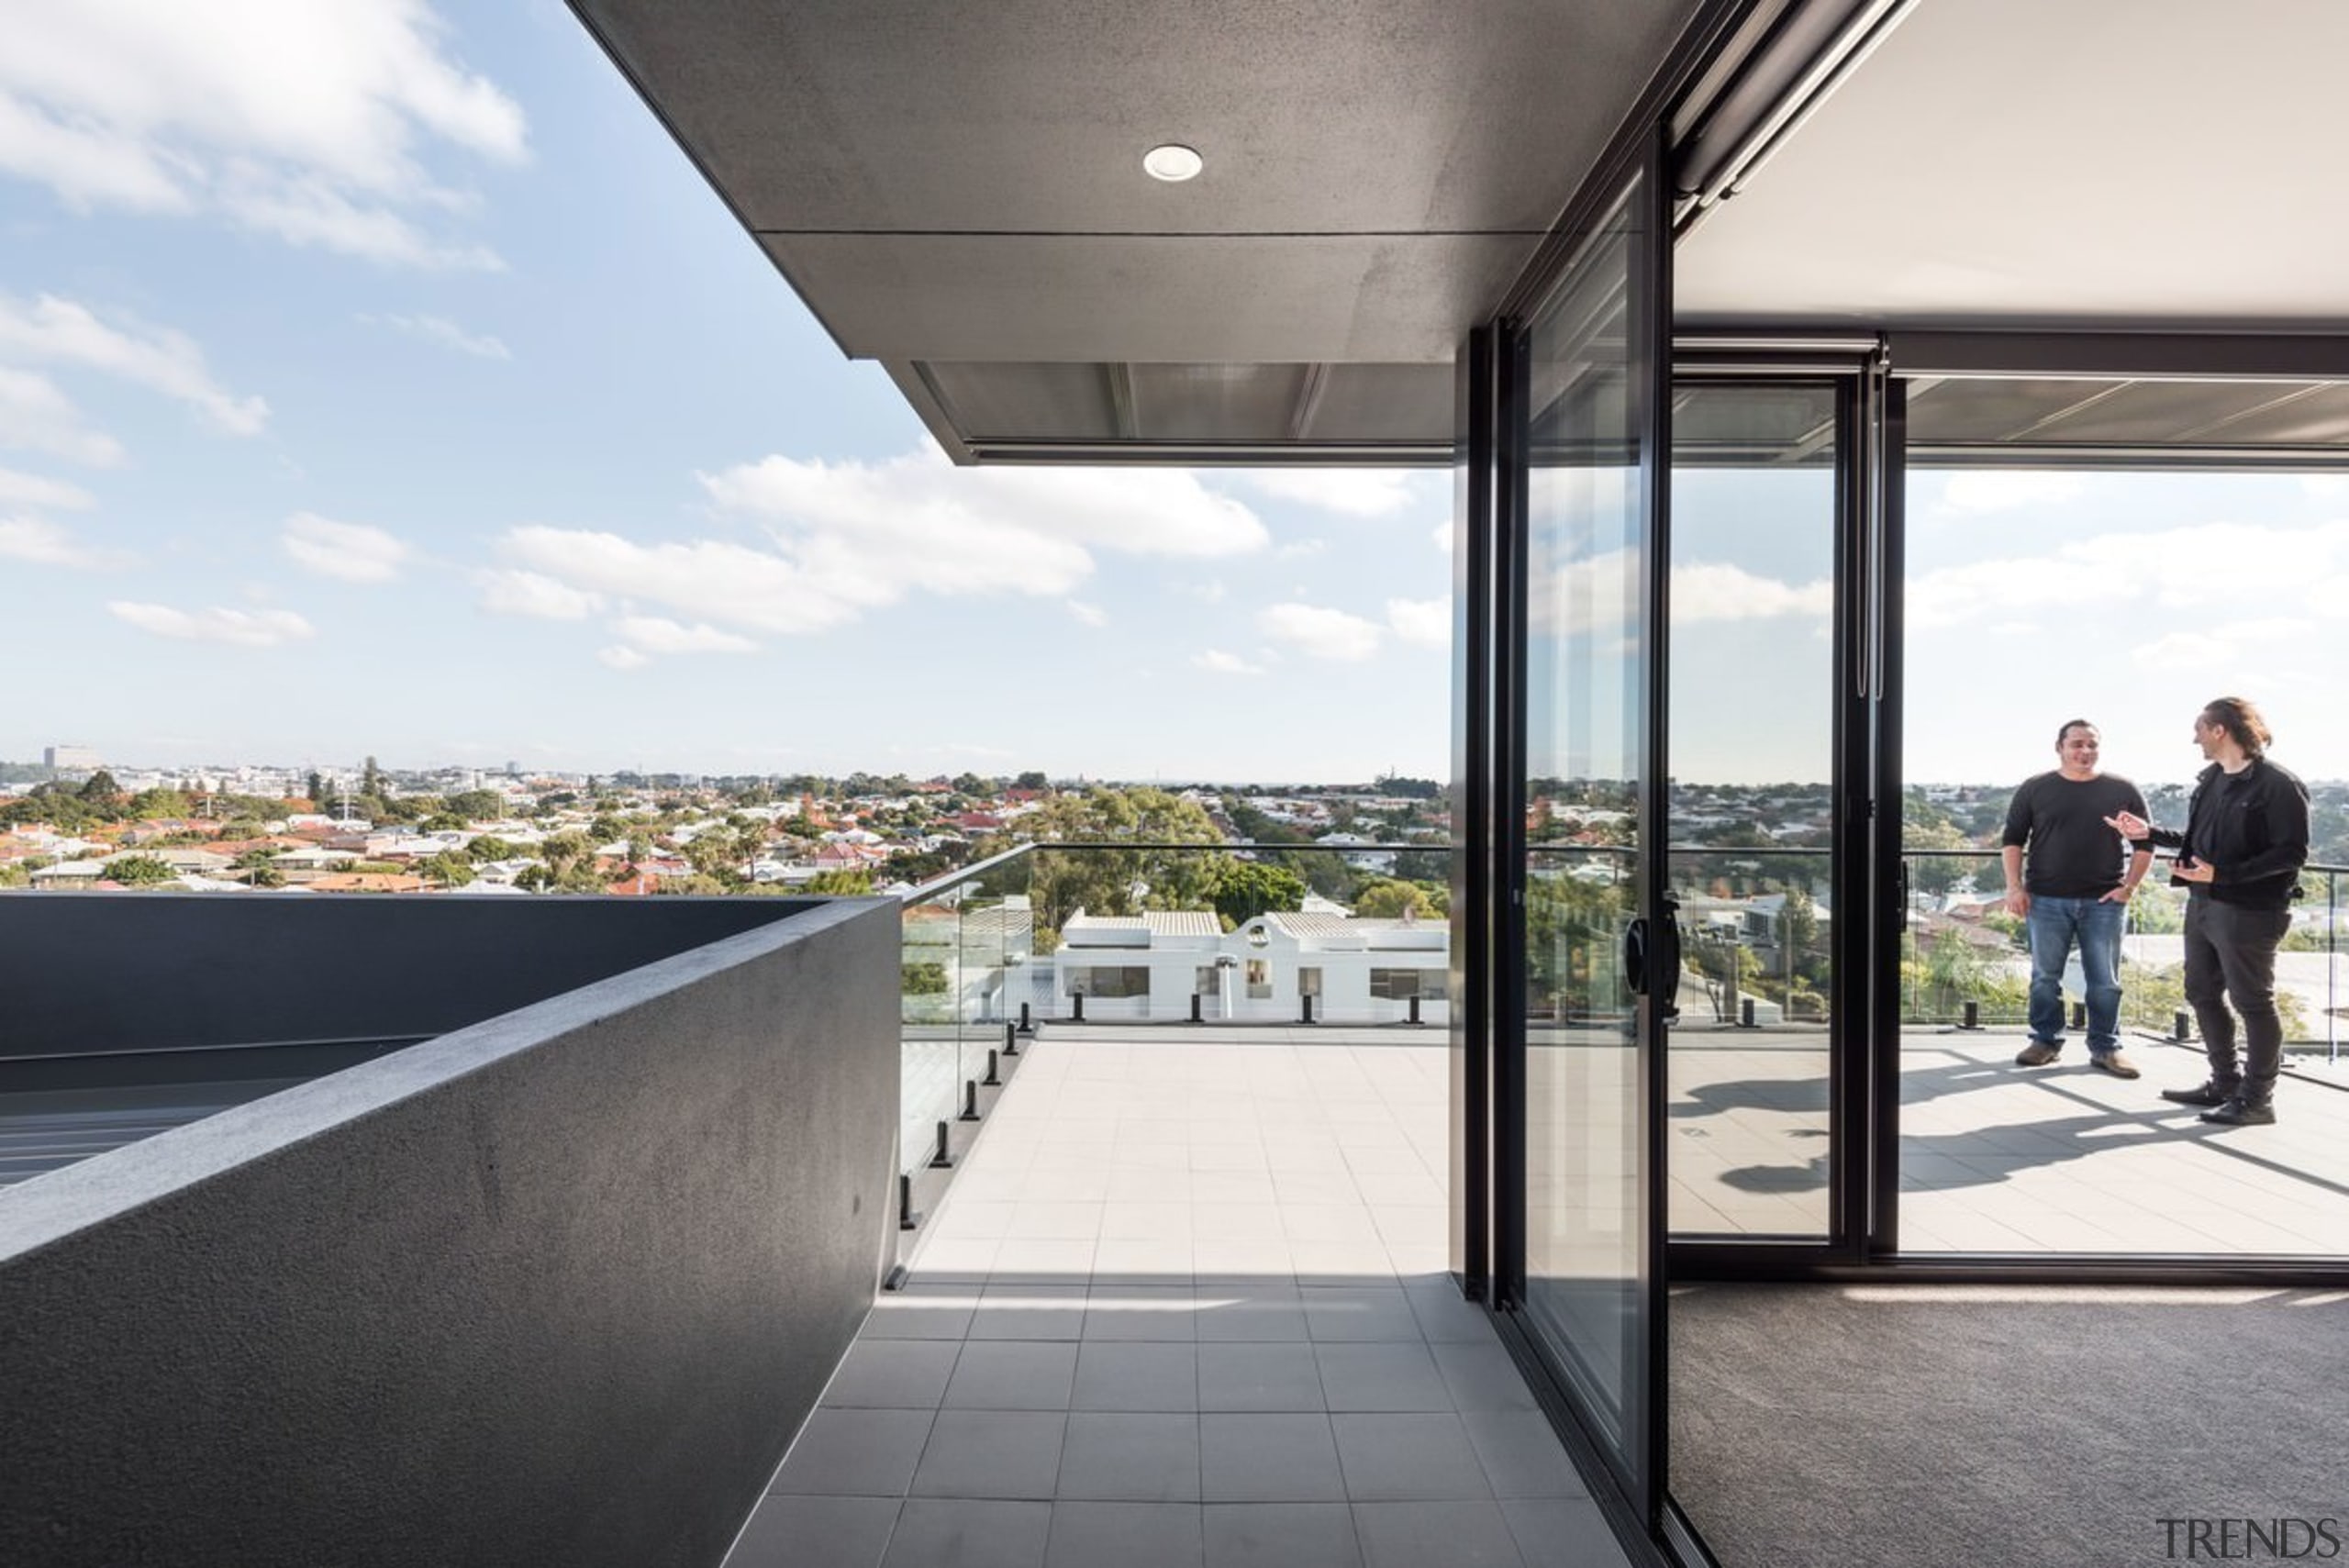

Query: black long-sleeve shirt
[2132,757,2310,909]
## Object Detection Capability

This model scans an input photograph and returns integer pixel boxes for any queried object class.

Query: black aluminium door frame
[1484,124,1675,1539]
[1660,345,1898,1277]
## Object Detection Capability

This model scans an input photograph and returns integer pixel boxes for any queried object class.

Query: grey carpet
[1670,1283,2349,1568]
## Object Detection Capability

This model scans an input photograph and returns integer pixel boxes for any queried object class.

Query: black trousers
[2180,895,2291,1103]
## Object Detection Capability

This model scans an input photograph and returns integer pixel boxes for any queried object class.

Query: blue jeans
[2026,895,2125,1055]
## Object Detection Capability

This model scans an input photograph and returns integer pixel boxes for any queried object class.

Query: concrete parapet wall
[0,895,901,1568]
[0,892,819,1056]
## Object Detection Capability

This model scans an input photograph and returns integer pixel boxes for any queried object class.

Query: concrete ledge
[0,895,901,1568]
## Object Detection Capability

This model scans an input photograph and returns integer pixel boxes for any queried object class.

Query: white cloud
[611,615,759,655]
[1276,538,1329,560]
[0,1,526,269]
[1932,472,2085,515]
[1433,519,1454,554]
[1241,470,1420,517]
[1194,649,1265,676]
[596,644,650,671]
[1259,602,1383,662]
[505,447,1272,638]
[475,568,603,620]
[0,516,130,568]
[1673,562,1833,622]
[281,511,408,582]
[0,464,92,509]
[0,366,125,465]
[109,601,314,647]
[1911,518,2349,629]
[1066,600,1108,628]
[2133,632,2236,672]
[1386,596,1451,649]
[0,294,266,434]
[363,311,510,360]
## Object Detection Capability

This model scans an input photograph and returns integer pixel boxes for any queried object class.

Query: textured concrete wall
[0,893,812,1056]
[0,896,901,1568]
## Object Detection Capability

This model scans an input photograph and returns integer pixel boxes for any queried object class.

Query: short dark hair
[2054,718,2097,747]
[2200,696,2271,757]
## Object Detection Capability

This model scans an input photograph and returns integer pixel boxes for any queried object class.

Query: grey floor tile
[772,1408,937,1496]
[1400,1276,1497,1344]
[1330,1414,1492,1501]
[1199,1414,1348,1502]
[972,1285,1090,1341]
[1057,1413,1204,1502]
[1074,1340,1200,1411]
[727,1495,900,1568]
[1087,1285,1201,1341]
[825,1340,963,1409]
[946,1341,1081,1410]
[882,1498,1052,1568]
[866,1294,977,1340]
[1301,1286,1421,1342]
[1198,1342,1326,1412]
[911,1409,1069,1500]
[1046,1502,1207,1568]
[1457,1409,1586,1500]
[1431,1340,1539,1412]
[1502,1497,1630,1568]
[1353,1500,1526,1568]
[1194,1294,1310,1342]
[1314,1342,1452,1413]
[1203,1503,1364,1568]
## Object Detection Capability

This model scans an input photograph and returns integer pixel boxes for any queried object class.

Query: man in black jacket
[2107,696,2311,1127]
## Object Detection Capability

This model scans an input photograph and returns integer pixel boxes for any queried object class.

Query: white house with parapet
[1052,907,1449,1024]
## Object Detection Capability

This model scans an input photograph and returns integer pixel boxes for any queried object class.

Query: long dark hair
[2200,696,2271,758]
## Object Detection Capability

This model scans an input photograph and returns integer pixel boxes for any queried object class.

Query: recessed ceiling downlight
[1143,143,1203,183]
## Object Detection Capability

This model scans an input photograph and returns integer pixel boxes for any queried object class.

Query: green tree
[467,834,518,862]
[1356,878,1447,920]
[419,851,477,888]
[106,853,175,885]
[128,788,192,820]
[361,755,385,798]
[78,769,122,807]
[305,771,325,806]
[803,868,875,895]
[444,789,505,822]
[1025,786,1222,944]
[1205,859,1307,928]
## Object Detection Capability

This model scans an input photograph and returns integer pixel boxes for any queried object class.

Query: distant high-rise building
[44,744,102,772]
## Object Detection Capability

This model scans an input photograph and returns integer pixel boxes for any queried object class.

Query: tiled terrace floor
[727,1028,1624,1568]
[1668,1026,2349,1251]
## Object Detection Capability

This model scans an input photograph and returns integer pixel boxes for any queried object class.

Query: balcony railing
[891,840,1447,1251]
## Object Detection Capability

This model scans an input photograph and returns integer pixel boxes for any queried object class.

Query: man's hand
[2105,810,2150,840]
[2174,857,2215,884]
[2004,887,2030,917]
[2099,884,2136,904]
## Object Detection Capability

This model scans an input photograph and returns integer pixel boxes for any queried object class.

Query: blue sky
[5,5,2342,791]
[0,1,1453,784]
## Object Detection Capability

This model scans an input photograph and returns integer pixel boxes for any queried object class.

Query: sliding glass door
[1509,147,1669,1507]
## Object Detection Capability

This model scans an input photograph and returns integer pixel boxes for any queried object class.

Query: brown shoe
[2091,1051,2141,1080]
[2015,1042,2061,1067]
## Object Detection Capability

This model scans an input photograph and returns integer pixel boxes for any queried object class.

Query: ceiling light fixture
[1142,143,1203,183]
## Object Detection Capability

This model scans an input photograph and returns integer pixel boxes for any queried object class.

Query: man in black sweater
[2107,696,2312,1127]
[2002,720,2152,1076]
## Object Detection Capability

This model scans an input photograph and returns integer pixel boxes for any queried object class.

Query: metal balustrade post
[930,1120,952,1169]
[984,1047,1001,1086]
[1002,1020,1019,1059]
[960,1080,980,1121]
